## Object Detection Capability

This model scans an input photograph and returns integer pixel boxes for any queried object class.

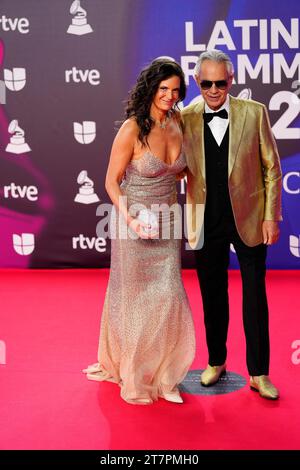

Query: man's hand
[262,221,280,245]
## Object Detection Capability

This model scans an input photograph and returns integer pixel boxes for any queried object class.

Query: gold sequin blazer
[181,95,282,249]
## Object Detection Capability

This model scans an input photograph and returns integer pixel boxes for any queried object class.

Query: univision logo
[4,68,26,91]
[13,233,35,255]
[289,235,300,257]
[1,68,26,104]
[73,121,96,144]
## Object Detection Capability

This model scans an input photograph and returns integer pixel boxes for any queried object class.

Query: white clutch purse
[137,209,159,234]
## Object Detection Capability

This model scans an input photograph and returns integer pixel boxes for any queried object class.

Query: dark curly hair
[125,58,186,144]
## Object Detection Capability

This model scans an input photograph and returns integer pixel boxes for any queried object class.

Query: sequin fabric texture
[83,152,196,404]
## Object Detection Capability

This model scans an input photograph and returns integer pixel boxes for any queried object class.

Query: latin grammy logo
[74,170,100,204]
[5,119,31,154]
[67,0,93,36]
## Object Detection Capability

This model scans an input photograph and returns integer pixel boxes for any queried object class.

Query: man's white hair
[194,49,234,79]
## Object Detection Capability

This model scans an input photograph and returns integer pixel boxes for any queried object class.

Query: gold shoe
[250,375,279,400]
[200,364,226,386]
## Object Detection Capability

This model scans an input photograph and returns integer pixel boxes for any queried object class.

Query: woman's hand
[129,218,158,239]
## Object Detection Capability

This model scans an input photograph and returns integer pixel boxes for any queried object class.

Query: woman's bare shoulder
[114,118,139,147]
[119,117,139,135]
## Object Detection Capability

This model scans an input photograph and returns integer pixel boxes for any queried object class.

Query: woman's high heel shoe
[159,391,183,404]
[125,398,152,405]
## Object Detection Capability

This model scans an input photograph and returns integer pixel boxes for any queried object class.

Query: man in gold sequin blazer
[181,49,282,400]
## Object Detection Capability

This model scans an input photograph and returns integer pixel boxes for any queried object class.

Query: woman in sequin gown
[83,59,195,404]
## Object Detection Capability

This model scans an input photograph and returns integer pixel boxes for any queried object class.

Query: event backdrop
[0,0,299,268]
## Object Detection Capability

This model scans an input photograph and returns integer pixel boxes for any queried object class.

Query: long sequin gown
[83,151,196,404]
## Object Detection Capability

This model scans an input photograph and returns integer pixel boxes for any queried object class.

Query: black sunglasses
[200,80,228,90]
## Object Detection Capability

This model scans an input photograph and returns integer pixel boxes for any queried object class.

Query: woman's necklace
[152,113,170,129]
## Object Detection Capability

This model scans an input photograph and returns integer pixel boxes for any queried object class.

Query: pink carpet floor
[0,269,299,451]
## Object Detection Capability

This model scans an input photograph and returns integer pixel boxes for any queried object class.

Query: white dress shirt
[204,94,229,146]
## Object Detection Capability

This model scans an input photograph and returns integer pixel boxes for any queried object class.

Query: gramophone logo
[5,119,31,154]
[73,121,96,144]
[13,233,35,255]
[67,0,93,35]
[74,170,100,204]
[4,67,26,91]
[289,235,300,257]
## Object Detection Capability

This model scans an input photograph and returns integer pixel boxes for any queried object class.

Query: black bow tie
[203,108,228,123]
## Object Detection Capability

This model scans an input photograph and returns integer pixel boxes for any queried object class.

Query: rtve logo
[73,121,96,144]
[3,183,38,201]
[72,234,106,252]
[283,172,300,194]
[13,233,35,255]
[65,67,100,85]
[0,15,29,34]
[289,235,300,257]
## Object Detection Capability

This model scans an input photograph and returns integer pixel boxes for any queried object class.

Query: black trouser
[194,220,270,376]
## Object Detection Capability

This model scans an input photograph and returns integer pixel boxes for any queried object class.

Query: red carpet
[0,269,299,450]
